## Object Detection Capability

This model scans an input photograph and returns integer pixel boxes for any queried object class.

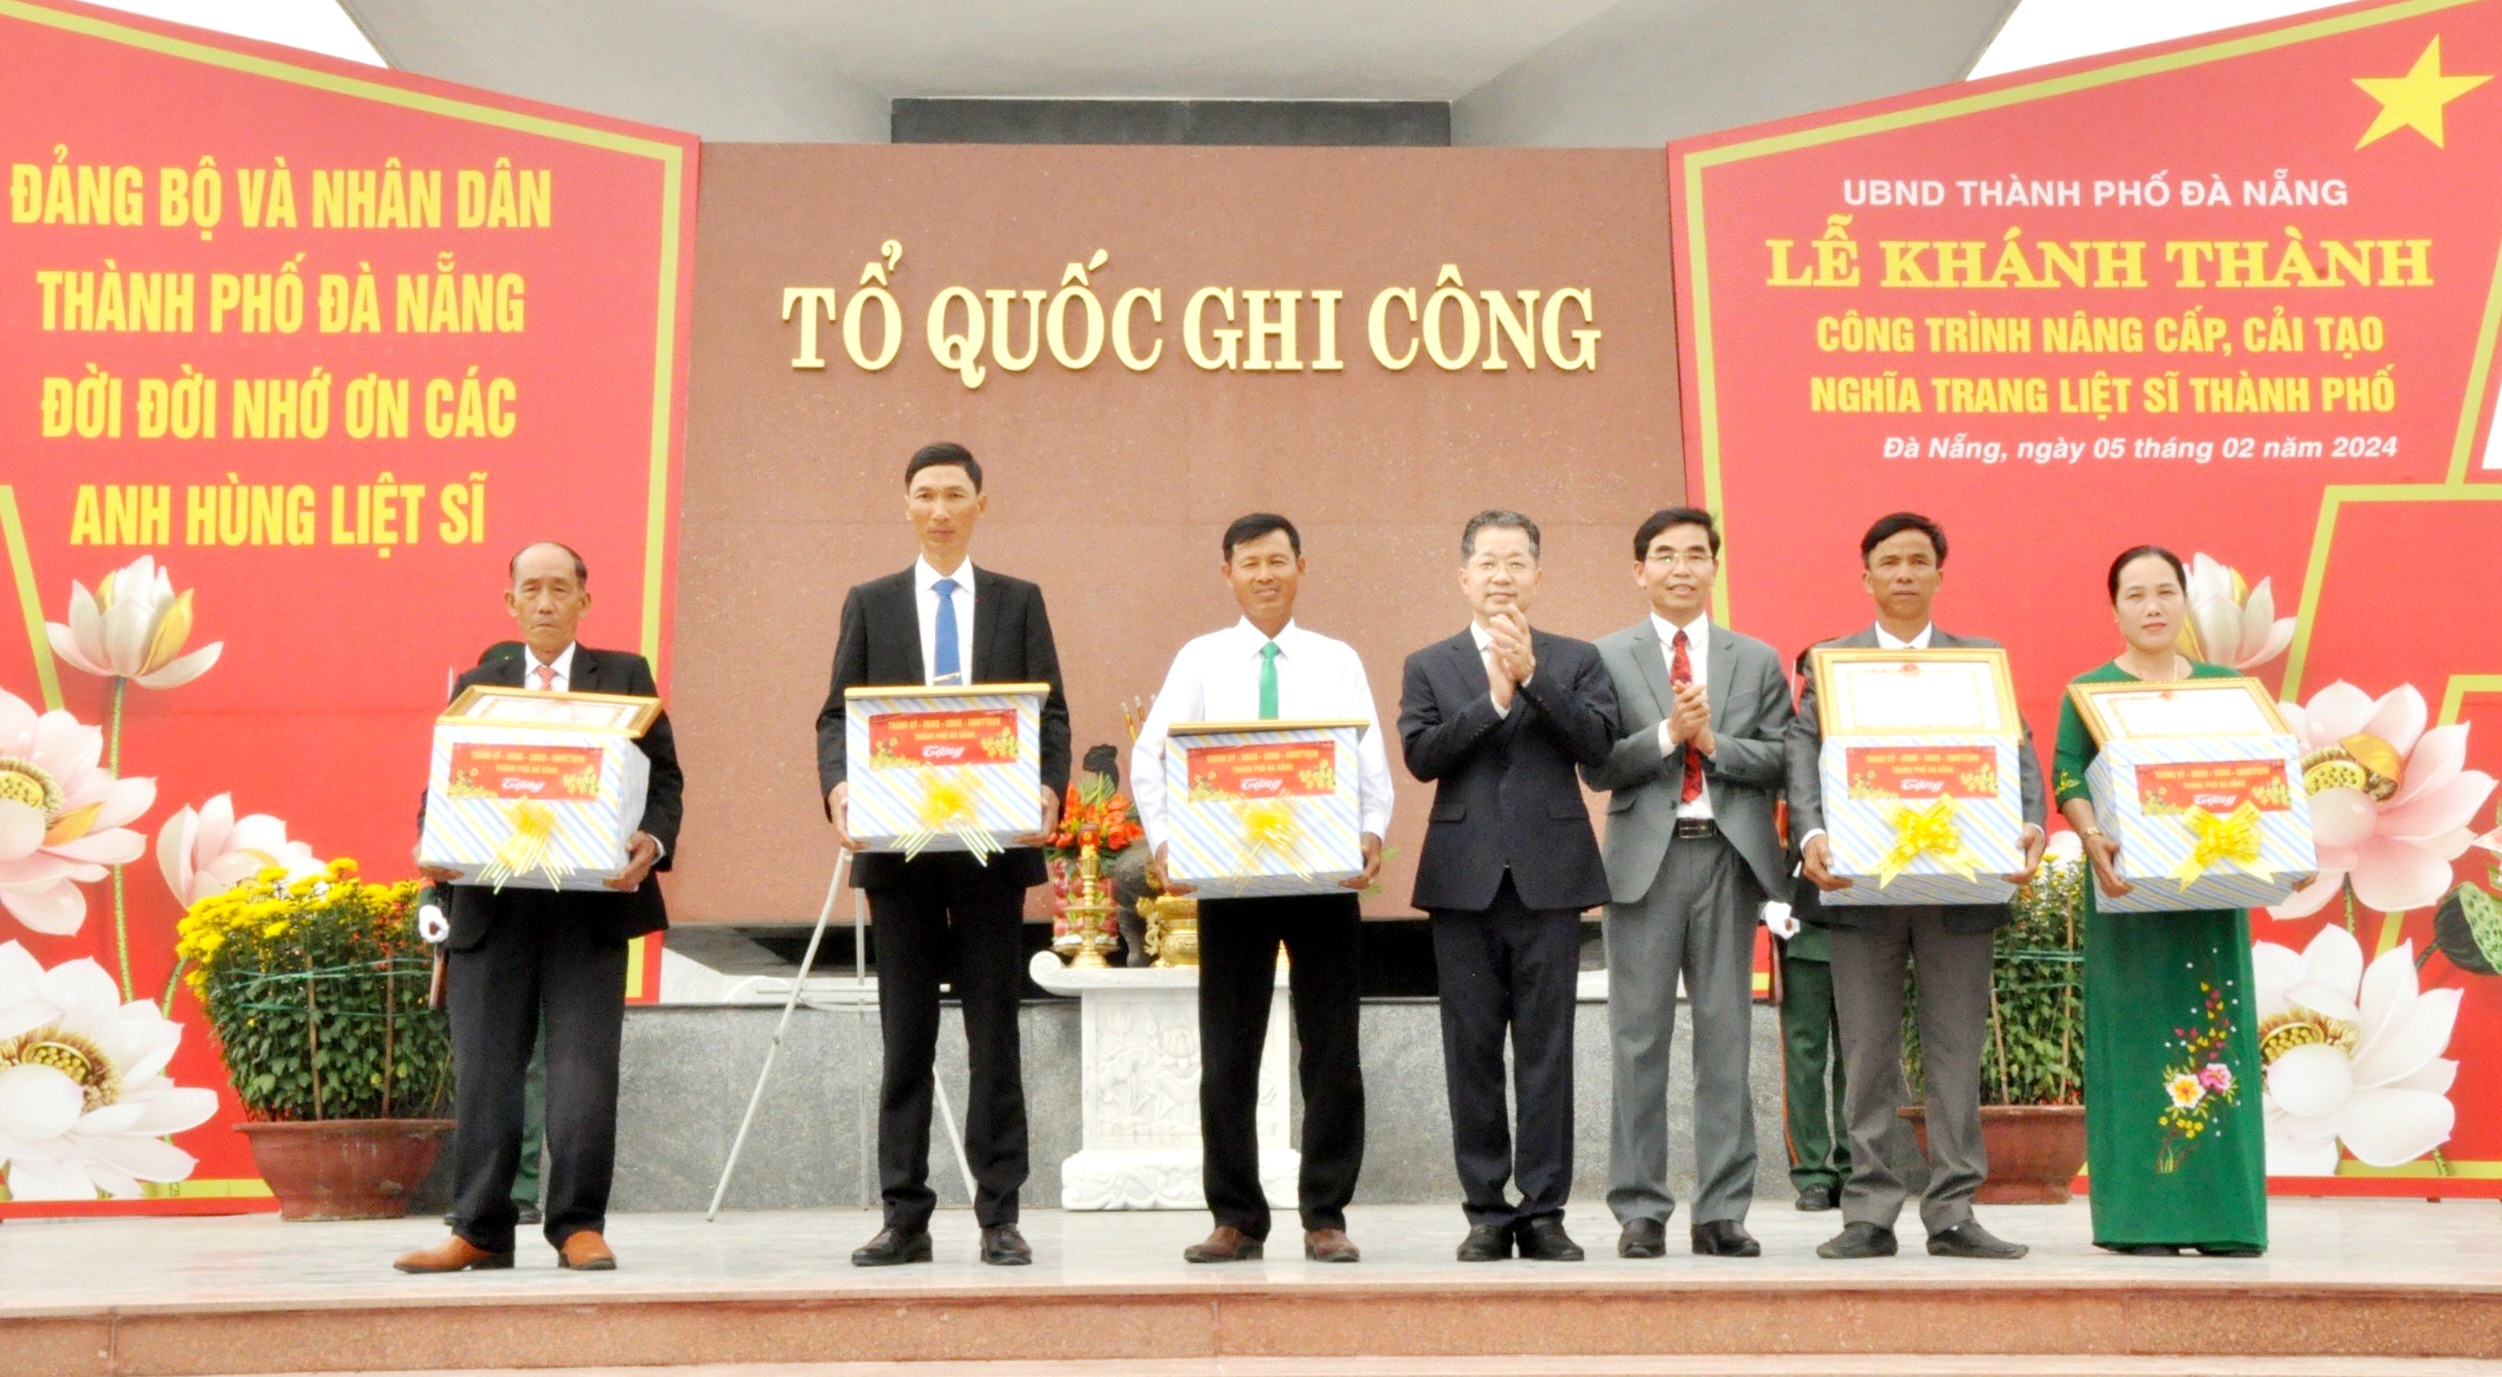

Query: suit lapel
[971,568,1010,683]
[569,646,601,691]
[1706,625,1737,725]
[889,570,927,684]
[1449,630,1490,699]
[1627,619,1675,724]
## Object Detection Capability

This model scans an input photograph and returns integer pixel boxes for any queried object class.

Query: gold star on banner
[2354,36,2491,149]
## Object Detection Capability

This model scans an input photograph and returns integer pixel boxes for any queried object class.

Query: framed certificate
[440,685,661,736]
[2067,676,2287,746]
[1810,648,2019,738]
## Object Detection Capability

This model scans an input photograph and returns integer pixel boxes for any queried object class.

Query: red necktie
[534,664,557,690]
[1671,630,1703,804]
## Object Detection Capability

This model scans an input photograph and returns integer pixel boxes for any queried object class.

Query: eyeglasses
[1643,550,1715,570]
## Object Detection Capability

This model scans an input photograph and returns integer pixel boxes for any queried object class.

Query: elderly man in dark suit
[817,442,1071,1268]
[1789,511,2046,1262]
[398,540,683,1274]
[1400,509,1618,1263]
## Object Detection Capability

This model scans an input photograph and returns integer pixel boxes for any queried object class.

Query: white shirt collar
[916,554,975,594]
[1468,621,1495,651]
[1875,623,1935,650]
[526,642,577,683]
[1650,610,1712,645]
[1234,617,1298,653]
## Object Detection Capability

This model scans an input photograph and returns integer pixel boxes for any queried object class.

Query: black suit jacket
[1399,628,1619,913]
[814,565,1072,891]
[429,643,684,950]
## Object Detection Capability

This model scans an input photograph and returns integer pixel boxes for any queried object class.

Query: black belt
[1673,817,1719,840]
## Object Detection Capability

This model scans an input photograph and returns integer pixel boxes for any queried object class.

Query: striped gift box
[1821,735,2023,907]
[1165,721,1365,900]
[419,723,651,891]
[845,685,1045,857]
[2087,734,2314,913]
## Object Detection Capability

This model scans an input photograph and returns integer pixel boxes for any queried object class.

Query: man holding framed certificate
[1788,512,2047,1262]
[816,443,1071,1268]
[1132,513,1392,1266]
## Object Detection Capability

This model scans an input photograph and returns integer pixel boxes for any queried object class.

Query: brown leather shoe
[557,1231,617,1271]
[393,1235,514,1274]
[1303,1228,1361,1263]
[1183,1225,1264,1263]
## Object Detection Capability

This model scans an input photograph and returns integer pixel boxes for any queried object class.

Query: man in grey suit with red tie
[816,442,1071,1268]
[1400,510,1618,1263]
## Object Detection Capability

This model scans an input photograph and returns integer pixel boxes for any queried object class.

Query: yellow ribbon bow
[897,767,1001,864]
[478,800,568,892]
[1235,798,1312,880]
[1874,798,1982,887]
[2170,801,2270,890]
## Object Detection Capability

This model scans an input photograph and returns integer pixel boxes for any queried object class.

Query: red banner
[446,743,606,803]
[1186,741,1339,800]
[867,709,1021,768]
[1673,0,2502,1193]
[1843,745,1999,800]
[2137,760,2296,815]
[0,0,695,1212]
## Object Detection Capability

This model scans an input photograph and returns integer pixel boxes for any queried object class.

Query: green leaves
[1903,857,2086,1107]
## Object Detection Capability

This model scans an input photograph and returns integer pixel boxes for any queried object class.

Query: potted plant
[1903,853,2087,1202]
[175,860,452,1219]
[1045,770,1147,967]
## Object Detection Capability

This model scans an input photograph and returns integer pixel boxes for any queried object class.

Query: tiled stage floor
[5,1199,2499,1374]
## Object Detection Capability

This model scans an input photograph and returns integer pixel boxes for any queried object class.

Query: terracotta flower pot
[238,1119,454,1221]
[1899,1104,2087,1204]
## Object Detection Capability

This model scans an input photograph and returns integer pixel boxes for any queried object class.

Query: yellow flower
[2166,1073,2205,1110]
[261,920,289,939]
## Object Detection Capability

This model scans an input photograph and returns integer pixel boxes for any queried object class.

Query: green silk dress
[2053,659,2269,1252]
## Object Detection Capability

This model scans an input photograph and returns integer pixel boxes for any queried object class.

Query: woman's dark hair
[2106,544,2187,602]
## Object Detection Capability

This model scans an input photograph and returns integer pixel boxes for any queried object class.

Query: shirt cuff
[1800,828,1826,849]
[1490,692,1511,718]
[1656,720,1675,757]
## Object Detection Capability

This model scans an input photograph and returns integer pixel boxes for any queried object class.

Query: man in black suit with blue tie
[816,442,1071,1268]
[1399,510,1618,1263]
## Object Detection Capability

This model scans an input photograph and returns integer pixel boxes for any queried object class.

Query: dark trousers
[1776,945,1850,1194]
[1197,891,1365,1237]
[1431,874,1582,1227]
[867,854,1030,1231]
[447,905,628,1254]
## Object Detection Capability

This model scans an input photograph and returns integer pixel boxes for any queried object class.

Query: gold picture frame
[2067,676,2288,747]
[1168,719,1373,737]
[844,681,1053,702]
[1810,647,2020,738]
[439,686,662,736]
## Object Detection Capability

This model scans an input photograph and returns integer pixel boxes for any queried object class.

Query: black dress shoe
[1691,1219,1762,1257]
[1456,1223,1514,1262]
[1617,1218,1667,1259]
[1794,1184,1839,1212]
[1928,1221,2027,1259]
[980,1224,1031,1266]
[1816,1222,1899,1259]
[1513,1215,1584,1262]
[513,1204,543,1227]
[2194,1244,2265,1258]
[2099,1242,2181,1257]
[851,1226,934,1266]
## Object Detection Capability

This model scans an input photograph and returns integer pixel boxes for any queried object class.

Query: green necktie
[1258,641,1281,720]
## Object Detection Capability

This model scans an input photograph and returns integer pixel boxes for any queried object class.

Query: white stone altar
[1026,952,1299,1210]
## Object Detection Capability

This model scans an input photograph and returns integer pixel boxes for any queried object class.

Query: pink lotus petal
[2351,983,2461,1088]
[2393,1057,2460,1096]
[2378,770,2497,842]
[98,593,151,677]
[72,1129,196,1184]
[2303,682,2380,745]
[131,642,220,691]
[0,801,43,864]
[2390,725,2469,807]
[2307,789,2378,850]
[42,622,110,678]
[2267,871,2345,920]
[28,713,102,785]
[154,806,199,901]
[0,882,84,936]
[2350,836,2459,914]
[2334,1086,2455,1167]
[45,830,143,867]
[2362,685,2430,759]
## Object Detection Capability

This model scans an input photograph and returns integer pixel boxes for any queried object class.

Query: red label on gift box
[869,709,1021,767]
[447,743,606,801]
[2137,760,2293,815]
[1843,745,1999,801]
[1187,741,1338,800]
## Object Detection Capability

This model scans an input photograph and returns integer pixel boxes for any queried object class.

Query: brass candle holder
[1061,834,1119,969]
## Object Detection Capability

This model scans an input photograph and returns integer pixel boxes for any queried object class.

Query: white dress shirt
[1467,621,1513,716]
[1652,611,1715,819]
[1131,618,1397,853]
[522,642,577,693]
[914,555,977,687]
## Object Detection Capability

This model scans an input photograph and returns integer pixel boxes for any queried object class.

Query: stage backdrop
[0,0,697,1213]
[668,145,1680,928]
[1671,0,2502,1195]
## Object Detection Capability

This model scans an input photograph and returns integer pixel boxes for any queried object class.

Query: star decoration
[2355,36,2491,149]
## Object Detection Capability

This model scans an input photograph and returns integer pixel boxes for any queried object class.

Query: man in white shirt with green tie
[1132,513,1392,1266]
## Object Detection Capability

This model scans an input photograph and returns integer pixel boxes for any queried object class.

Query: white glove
[1760,899,1800,940]
[417,902,450,944]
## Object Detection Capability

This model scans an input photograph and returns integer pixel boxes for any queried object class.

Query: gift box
[420,721,651,891]
[2086,735,2315,912]
[845,684,1046,859]
[1164,721,1366,899]
[1819,736,2024,907]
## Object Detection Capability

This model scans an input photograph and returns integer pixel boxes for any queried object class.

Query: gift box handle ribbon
[1875,797,1981,887]
[2170,801,2270,890]
[897,766,1001,865]
[478,799,569,893]
[1235,798,1313,880]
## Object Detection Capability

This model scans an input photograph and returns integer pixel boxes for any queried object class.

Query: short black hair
[1633,507,1720,560]
[905,441,983,492]
[2106,544,2187,602]
[509,540,587,584]
[1860,511,1947,566]
[1222,512,1301,561]
[1461,509,1541,560]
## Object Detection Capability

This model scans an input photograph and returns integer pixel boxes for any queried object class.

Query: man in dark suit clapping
[398,540,683,1275]
[1399,510,1618,1263]
[816,442,1071,1268]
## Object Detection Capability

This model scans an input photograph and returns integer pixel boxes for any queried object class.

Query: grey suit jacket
[1784,626,2047,933]
[1581,619,1791,906]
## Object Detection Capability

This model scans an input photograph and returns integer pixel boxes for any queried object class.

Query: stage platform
[4,1199,2497,1376]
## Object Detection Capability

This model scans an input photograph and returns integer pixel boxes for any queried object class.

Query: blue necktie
[932,577,962,685]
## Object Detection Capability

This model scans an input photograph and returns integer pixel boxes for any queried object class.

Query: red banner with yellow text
[0,0,695,1213]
